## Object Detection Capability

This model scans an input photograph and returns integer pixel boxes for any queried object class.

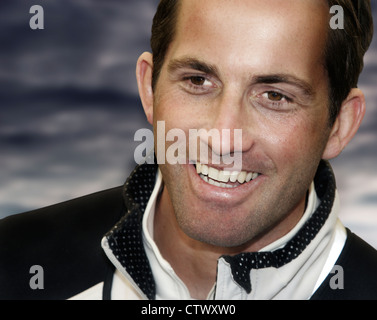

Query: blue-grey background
[1,0,376,248]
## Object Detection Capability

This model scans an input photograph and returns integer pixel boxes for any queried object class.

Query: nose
[201,87,253,160]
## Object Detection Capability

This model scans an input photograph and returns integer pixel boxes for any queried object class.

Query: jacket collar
[103,160,336,300]
[103,163,158,300]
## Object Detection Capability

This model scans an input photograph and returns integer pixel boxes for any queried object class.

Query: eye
[189,76,207,86]
[181,75,215,94]
[253,90,295,111]
[266,91,285,101]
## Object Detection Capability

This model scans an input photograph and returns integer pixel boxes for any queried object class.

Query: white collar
[261,182,319,252]
[142,169,194,299]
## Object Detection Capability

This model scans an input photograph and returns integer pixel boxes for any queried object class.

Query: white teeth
[196,163,260,188]
[218,170,231,183]
[208,167,219,181]
[237,171,246,184]
[230,171,238,183]
[196,162,202,174]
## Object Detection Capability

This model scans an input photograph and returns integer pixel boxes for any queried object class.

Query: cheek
[152,94,198,163]
[154,90,196,127]
[261,116,327,167]
[154,91,213,152]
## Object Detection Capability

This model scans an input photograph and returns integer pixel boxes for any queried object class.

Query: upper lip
[194,160,260,174]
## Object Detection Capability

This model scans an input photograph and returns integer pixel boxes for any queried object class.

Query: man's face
[152,0,333,248]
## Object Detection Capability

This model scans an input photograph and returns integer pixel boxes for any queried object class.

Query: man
[0,0,376,300]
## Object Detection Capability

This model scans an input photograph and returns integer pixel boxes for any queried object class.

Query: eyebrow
[168,57,220,78]
[252,74,315,98]
[168,57,315,98]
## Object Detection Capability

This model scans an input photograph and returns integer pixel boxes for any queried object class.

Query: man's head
[136,0,372,249]
[150,0,373,125]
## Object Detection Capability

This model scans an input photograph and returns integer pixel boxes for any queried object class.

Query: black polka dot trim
[105,160,336,299]
[222,161,336,293]
[105,163,159,300]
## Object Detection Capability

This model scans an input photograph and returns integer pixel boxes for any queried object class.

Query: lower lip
[187,164,264,204]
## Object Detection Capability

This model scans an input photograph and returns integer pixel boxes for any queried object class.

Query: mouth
[195,162,261,189]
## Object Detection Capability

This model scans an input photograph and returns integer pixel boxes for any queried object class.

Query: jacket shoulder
[311,229,377,300]
[0,186,125,300]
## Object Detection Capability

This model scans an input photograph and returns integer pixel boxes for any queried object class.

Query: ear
[136,52,154,125]
[322,88,366,160]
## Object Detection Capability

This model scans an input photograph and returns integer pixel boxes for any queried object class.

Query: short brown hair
[150,0,373,125]
[150,0,181,91]
[325,0,373,124]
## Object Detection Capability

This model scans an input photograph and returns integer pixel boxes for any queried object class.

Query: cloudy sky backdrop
[1,0,376,248]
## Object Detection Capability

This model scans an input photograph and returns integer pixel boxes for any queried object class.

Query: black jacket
[1,163,377,300]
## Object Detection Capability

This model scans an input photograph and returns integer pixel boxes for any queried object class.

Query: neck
[154,187,219,299]
[154,185,306,299]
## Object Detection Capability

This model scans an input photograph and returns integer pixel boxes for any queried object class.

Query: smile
[195,162,260,189]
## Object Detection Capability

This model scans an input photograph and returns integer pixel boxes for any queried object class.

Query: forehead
[176,0,329,37]
[169,0,329,79]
